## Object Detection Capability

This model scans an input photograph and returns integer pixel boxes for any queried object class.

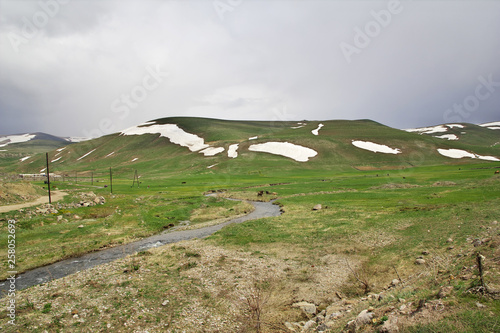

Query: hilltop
[4,117,500,178]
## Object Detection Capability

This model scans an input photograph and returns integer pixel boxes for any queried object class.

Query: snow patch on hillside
[437,148,499,161]
[404,125,448,134]
[131,158,139,162]
[447,124,464,129]
[121,123,209,152]
[228,144,239,158]
[352,141,401,154]
[312,123,324,136]
[249,142,317,162]
[77,149,96,161]
[434,134,459,140]
[66,137,91,143]
[105,152,115,158]
[249,136,258,140]
[51,157,62,163]
[56,147,66,152]
[0,133,36,147]
[20,156,31,162]
[200,147,224,156]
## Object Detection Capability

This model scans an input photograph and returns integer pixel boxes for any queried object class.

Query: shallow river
[0,199,280,295]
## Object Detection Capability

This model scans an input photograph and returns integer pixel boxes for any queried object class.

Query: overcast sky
[0,0,499,137]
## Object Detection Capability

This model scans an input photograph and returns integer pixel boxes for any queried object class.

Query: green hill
[3,118,500,178]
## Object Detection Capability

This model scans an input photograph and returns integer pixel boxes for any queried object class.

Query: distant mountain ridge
[2,117,498,176]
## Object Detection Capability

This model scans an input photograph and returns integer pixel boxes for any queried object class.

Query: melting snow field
[228,144,239,158]
[77,149,97,161]
[352,141,401,154]
[248,142,317,162]
[0,133,36,147]
[480,121,500,130]
[121,123,209,152]
[131,158,139,162]
[199,147,224,156]
[105,152,115,158]
[405,125,448,134]
[311,124,324,136]
[434,134,459,141]
[437,149,499,161]
[51,157,62,163]
[20,156,31,162]
[249,136,258,140]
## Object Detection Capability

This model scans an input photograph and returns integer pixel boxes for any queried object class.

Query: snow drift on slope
[352,141,401,154]
[121,123,209,152]
[248,142,317,162]
[437,148,499,161]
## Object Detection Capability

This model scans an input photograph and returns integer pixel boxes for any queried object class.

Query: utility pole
[46,153,51,204]
[109,167,113,194]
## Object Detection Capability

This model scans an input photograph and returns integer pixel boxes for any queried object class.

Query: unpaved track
[0,191,68,213]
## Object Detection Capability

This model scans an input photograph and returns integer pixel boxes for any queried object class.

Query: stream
[0,199,281,295]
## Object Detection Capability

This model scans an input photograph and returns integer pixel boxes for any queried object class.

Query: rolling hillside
[4,118,500,178]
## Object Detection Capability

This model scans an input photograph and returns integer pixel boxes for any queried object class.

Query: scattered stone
[74,215,81,220]
[415,258,426,265]
[312,204,322,211]
[303,320,316,331]
[476,302,486,308]
[379,315,399,333]
[447,238,453,243]
[162,300,170,306]
[284,322,298,332]
[391,279,400,287]
[422,250,430,255]
[355,309,374,327]
[492,220,498,225]
[77,225,84,228]
[447,246,454,250]
[473,239,482,247]
[57,215,63,222]
[438,286,453,298]
[293,301,317,317]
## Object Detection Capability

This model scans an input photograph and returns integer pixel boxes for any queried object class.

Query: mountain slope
[5,118,500,177]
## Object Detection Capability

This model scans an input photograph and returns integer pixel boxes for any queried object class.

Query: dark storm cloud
[0,0,499,136]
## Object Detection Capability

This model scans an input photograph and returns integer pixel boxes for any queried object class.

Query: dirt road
[0,191,68,213]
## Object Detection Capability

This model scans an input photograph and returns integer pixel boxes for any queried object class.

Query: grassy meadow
[1,159,499,332]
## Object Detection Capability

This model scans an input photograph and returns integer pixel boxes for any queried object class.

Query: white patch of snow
[249,136,258,140]
[487,126,500,130]
[228,144,239,158]
[437,148,499,161]
[446,124,464,129]
[434,134,459,141]
[199,147,225,156]
[121,123,209,152]
[66,137,92,142]
[131,158,139,162]
[51,157,62,163]
[0,133,36,147]
[40,168,46,173]
[248,142,318,162]
[479,121,500,127]
[404,125,448,134]
[77,149,97,161]
[207,164,218,169]
[352,141,401,154]
[20,156,31,162]
[105,152,115,158]
[311,123,324,136]
[56,147,66,152]
[0,149,7,152]
[291,125,305,129]
[478,155,500,161]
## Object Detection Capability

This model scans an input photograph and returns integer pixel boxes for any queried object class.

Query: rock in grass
[415,258,426,265]
[293,301,317,317]
[355,309,374,327]
[312,204,322,211]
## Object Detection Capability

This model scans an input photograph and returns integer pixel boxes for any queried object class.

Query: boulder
[312,204,322,211]
[355,309,374,327]
[292,301,317,317]
[415,258,426,265]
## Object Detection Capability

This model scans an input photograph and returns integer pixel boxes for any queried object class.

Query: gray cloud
[0,0,499,136]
